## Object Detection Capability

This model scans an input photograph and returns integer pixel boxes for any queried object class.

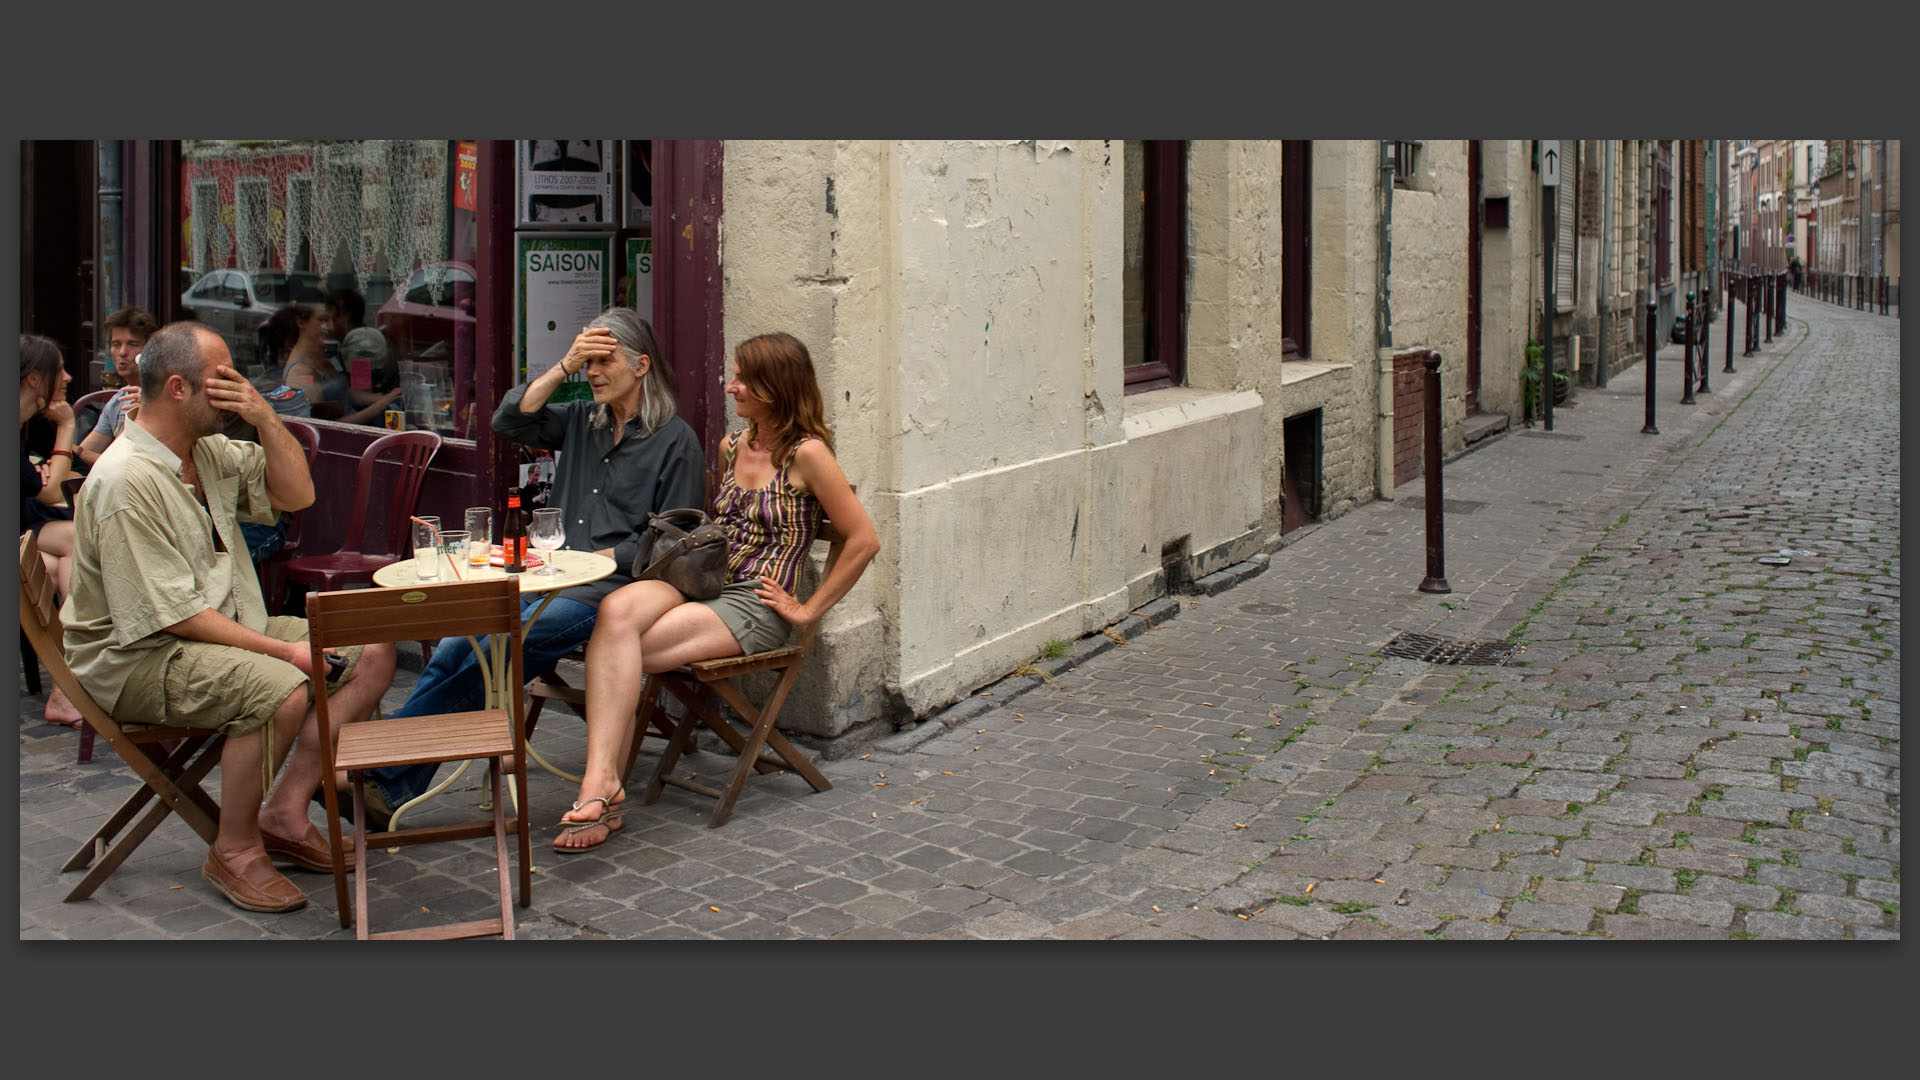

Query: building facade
[24,138,1684,747]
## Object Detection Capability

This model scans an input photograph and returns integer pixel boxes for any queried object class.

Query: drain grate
[1380,632,1517,666]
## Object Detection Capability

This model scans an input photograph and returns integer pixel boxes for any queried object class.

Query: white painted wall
[719,140,1474,741]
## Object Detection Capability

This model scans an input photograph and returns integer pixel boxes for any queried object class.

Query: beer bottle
[504,494,526,574]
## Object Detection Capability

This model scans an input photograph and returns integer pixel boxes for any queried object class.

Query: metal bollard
[1744,274,1756,356]
[1776,274,1787,334]
[1417,350,1450,594]
[1642,298,1658,435]
[1724,274,1736,373]
[1680,291,1697,404]
[1697,298,1711,394]
[1763,272,1774,343]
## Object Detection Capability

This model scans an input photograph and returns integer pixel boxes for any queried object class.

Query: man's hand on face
[204,365,276,428]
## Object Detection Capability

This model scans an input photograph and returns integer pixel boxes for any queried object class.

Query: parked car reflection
[377,261,475,362]
[180,268,329,369]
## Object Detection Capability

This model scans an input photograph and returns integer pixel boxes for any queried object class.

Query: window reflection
[180,139,477,438]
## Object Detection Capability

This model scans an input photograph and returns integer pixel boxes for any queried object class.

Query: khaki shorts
[697,579,794,657]
[116,615,363,738]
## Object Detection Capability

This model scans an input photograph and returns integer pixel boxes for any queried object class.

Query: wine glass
[529,507,565,576]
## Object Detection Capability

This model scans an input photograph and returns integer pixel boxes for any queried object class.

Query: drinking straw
[409,515,464,580]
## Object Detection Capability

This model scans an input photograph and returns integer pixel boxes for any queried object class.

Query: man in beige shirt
[65,322,396,915]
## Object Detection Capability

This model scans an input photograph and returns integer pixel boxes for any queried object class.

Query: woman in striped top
[555,331,880,852]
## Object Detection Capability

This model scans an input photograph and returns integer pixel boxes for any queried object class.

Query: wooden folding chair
[307,577,530,940]
[19,532,226,903]
[639,516,845,828]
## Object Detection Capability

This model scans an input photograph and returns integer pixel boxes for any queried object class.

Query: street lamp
[1847,147,1858,277]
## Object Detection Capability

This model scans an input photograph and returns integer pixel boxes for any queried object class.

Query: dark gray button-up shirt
[493,385,706,608]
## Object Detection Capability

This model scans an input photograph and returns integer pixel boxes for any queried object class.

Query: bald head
[139,322,224,400]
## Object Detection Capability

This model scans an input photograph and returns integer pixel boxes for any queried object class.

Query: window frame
[1124,139,1188,393]
[1281,140,1311,359]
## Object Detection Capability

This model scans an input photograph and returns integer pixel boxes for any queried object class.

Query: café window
[180,140,477,440]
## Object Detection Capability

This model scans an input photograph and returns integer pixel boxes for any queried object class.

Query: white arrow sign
[1542,141,1561,187]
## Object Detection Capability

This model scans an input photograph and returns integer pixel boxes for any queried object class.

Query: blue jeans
[364,595,599,807]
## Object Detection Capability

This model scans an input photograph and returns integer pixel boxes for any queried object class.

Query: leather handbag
[632,508,730,600]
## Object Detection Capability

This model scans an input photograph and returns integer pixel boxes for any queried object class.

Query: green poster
[516,232,613,400]
[624,237,654,315]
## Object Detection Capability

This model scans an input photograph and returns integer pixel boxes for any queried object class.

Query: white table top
[371,548,615,593]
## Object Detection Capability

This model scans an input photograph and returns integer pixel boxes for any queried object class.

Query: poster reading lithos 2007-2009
[517,139,615,227]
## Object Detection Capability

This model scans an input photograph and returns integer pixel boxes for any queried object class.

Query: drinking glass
[529,508,565,576]
[412,517,442,581]
[440,530,469,572]
[464,507,493,566]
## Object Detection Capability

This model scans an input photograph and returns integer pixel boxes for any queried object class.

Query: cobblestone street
[17,295,1898,940]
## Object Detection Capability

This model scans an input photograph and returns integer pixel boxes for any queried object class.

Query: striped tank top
[714,431,825,592]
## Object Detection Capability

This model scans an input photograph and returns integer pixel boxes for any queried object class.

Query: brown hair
[103,306,160,340]
[260,302,320,364]
[19,333,64,390]
[733,331,833,466]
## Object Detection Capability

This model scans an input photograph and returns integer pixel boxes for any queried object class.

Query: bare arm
[34,403,77,506]
[205,364,314,512]
[516,326,614,414]
[754,440,880,629]
[75,428,112,467]
[164,608,317,675]
[336,386,405,426]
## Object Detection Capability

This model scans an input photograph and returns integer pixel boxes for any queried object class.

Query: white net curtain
[181,140,469,436]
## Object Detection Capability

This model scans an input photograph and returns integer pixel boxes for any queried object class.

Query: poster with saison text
[516,233,613,400]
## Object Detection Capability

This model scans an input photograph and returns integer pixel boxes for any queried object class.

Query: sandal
[553,791,627,854]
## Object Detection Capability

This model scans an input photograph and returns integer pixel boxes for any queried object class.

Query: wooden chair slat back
[306,579,520,651]
[19,531,58,632]
[18,533,115,733]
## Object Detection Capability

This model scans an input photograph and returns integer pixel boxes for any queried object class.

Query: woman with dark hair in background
[268,303,400,425]
[552,331,880,852]
[19,333,83,725]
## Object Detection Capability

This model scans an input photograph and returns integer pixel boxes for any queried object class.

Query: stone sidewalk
[17,294,1897,939]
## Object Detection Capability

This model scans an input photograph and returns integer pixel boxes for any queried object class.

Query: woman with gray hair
[355,306,707,817]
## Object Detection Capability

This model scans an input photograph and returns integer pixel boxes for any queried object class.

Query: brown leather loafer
[202,849,308,913]
[263,824,357,874]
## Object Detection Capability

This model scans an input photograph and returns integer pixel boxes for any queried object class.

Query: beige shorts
[115,615,363,737]
[697,579,794,657]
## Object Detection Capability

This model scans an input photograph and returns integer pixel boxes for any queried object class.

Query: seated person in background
[324,286,398,390]
[324,286,365,350]
[19,333,83,726]
[75,305,159,468]
[553,331,879,853]
[64,322,396,913]
[339,325,399,410]
[357,307,705,817]
[268,303,400,426]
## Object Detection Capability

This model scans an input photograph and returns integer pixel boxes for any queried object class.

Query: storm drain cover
[1380,632,1517,666]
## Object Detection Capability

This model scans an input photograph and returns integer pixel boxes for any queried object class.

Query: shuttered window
[1555,141,1576,311]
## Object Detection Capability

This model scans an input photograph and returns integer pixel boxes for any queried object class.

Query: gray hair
[139,322,218,399]
[585,307,678,436]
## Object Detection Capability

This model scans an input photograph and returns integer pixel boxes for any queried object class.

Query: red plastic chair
[70,387,117,423]
[281,430,442,599]
[258,419,321,616]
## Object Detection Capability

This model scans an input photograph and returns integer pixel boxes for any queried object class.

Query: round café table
[371,546,614,829]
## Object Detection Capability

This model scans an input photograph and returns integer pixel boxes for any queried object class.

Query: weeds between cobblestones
[17,299,1896,939]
